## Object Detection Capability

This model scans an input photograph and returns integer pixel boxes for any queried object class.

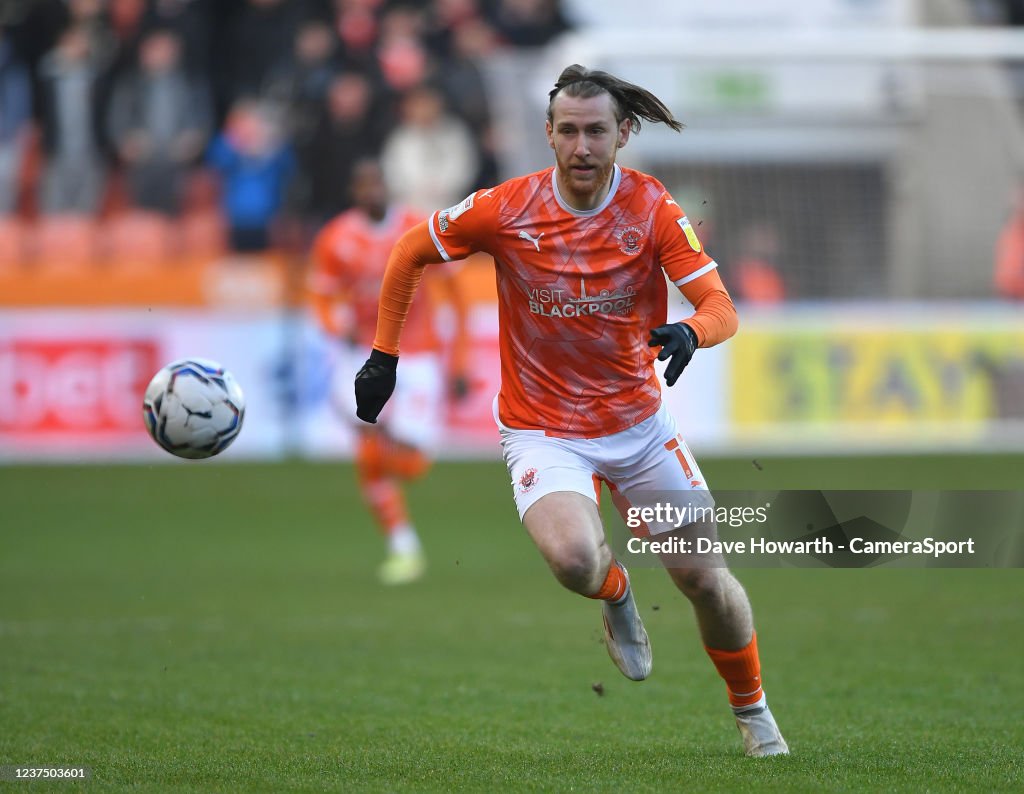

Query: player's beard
[561,155,616,208]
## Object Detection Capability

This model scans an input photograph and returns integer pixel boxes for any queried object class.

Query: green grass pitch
[2,455,1023,792]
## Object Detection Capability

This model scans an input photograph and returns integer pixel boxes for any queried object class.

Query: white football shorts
[495,398,713,534]
[333,347,444,450]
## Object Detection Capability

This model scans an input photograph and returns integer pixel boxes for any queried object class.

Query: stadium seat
[14,126,41,217]
[103,210,173,266]
[0,216,28,267]
[32,215,98,269]
[182,169,220,212]
[182,209,227,259]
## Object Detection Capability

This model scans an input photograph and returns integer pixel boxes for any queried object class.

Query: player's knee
[547,544,604,595]
[386,446,431,480]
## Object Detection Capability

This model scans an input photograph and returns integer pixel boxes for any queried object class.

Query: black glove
[354,349,398,423]
[648,322,698,387]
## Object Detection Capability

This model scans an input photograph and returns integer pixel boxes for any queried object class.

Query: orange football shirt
[311,206,442,353]
[426,164,717,437]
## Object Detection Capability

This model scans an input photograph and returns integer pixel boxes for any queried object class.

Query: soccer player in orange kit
[353,66,788,755]
[311,159,469,585]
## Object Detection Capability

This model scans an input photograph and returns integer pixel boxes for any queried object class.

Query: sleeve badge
[677,217,702,253]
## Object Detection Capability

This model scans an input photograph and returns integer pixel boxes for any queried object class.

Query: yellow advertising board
[730,321,1024,440]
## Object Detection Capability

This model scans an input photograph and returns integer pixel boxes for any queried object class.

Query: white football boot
[601,571,653,681]
[734,698,790,757]
[377,550,426,585]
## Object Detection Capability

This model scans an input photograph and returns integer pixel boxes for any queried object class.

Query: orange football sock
[589,561,629,602]
[705,631,764,709]
[360,478,409,535]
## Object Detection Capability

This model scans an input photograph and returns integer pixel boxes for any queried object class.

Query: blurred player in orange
[995,182,1024,300]
[311,158,469,584]
[733,221,786,304]
[354,66,788,755]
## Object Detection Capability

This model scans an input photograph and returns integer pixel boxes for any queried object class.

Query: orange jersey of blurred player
[310,206,446,354]
[412,164,723,437]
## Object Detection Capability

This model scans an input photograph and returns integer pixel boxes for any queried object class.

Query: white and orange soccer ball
[142,358,245,459]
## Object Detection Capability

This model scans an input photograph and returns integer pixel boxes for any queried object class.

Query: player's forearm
[373,221,445,356]
[677,270,739,347]
[684,289,738,347]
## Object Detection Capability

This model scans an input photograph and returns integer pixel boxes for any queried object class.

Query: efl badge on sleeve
[444,193,475,221]
[677,217,702,253]
[438,193,475,234]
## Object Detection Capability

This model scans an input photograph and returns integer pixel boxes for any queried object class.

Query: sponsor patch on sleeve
[437,192,476,234]
[677,216,702,253]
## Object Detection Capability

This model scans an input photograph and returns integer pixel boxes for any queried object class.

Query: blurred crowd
[0,0,571,263]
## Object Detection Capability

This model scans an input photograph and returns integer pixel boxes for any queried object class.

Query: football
[142,358,245,459]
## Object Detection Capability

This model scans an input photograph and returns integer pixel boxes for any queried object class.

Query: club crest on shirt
[519,467,538,493]
[618,225,645,255]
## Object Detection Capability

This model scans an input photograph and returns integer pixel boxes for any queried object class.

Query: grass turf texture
[2,456,1022,792]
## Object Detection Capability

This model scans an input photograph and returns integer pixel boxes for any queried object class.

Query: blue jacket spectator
[207,100,295,252]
